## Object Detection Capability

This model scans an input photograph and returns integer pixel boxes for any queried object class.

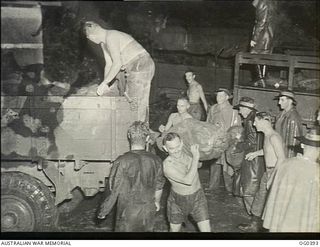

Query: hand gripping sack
[157,118,230,161]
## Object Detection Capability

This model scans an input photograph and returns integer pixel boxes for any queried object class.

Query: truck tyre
[1,172,58,232]
[58,188,84,214]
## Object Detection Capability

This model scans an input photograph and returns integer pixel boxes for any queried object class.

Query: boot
[238,215,262,232]
[253,65,266,88]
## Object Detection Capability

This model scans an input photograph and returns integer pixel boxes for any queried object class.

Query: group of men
[82,16,318,233]
[96,85,319,233]
[97,120,211,232]
[206,88,319,232]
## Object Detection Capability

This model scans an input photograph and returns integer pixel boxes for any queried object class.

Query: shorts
[167,189,209,224]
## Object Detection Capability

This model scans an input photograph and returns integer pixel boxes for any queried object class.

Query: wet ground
[58,166,251,232]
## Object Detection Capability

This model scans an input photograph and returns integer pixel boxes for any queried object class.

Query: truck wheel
[58,188,84,214]
[1,172,58,232]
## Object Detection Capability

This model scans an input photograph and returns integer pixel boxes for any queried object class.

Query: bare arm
[198,85,208,111]
[164,114,174,131]
[103,35,122,83]
[164,144,200,186]
[159,114,174,132]
[155,190,163,211]
[245,149,264,161]
[100,44,112,82]
[96,43,115,96]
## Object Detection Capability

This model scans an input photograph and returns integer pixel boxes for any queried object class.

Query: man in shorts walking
[163,132,211,232]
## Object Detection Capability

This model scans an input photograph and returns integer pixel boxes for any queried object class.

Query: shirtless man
[84,21,155,121]
[159,97,193,133]
[238,111,285,232]
[185,71,208,120]
[163,132,211,232]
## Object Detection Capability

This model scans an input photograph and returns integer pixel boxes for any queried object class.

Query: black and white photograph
[1,0,319,240]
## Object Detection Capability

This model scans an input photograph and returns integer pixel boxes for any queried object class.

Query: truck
[1,2,139,232]
[232,52,320,128]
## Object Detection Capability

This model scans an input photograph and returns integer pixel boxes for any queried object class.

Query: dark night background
[40,1,319,84]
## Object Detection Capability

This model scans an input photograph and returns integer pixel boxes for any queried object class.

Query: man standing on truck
[250,0,276,87]
[83,21,155,122]
[274,90,303,158]
[97,121,165,232]
[206,88,241,192]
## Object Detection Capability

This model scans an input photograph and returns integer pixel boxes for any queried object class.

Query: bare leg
[253,65,266,88]
[170,223,182,232]
[197,220,211,232]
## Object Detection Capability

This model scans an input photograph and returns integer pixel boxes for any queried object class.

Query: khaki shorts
[167,188,209,224]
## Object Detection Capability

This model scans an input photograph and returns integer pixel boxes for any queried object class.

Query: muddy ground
[59,166,251,233]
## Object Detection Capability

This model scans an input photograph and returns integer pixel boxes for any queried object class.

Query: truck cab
[1,1,139,232]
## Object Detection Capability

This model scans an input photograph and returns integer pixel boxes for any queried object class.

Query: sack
[225,125,245,169]
[226,147,244,170]
[156,118,229,161]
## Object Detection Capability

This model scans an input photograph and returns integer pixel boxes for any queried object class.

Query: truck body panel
[2,96,137,161]
[233,52,320,127]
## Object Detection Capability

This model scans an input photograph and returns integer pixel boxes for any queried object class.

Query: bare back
[105,30,147,66]
[263,131,284,168]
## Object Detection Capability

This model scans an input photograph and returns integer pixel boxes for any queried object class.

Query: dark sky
[95,0,319,40]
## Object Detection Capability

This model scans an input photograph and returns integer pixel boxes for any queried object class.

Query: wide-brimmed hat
[215,88,233,98]
[295,128,320,147]
[274,90,297,104]
[234,96,257,111]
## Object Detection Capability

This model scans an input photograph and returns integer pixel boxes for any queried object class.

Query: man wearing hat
[206,88,241,191]
[262,127,320,232]
[274,90,303,158]
[233,97,266,231]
